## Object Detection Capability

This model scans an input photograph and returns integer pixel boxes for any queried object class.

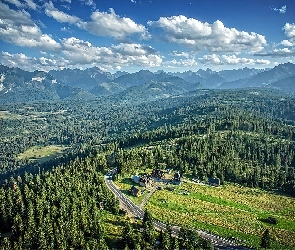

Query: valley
[0,65,295,249]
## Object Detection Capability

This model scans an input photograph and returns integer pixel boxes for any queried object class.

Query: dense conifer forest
[1,88,295,249]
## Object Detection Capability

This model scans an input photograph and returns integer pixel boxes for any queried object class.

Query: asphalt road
[104,171,253,250]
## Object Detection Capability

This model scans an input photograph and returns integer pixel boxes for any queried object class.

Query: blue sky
[0,0,295,72]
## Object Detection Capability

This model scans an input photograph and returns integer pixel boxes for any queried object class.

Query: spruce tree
[142,210,155,247]
[260,229,271,249]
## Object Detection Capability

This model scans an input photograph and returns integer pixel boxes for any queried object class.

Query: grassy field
[115,176,153,205]
[0,111,24,119]
[17,145,68,163]
[116,176,295,249]
[101,211,127,248]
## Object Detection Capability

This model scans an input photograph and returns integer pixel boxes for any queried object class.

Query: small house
[130,186,141,197]
[139,175,153,188]
[131,175,141,184]
[152,169,165,179]
[208,177,220,186]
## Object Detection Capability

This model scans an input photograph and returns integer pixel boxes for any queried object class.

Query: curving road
[105,170,252,250]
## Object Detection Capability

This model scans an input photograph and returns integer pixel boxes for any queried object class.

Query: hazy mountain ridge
[114,76,203,103]
[0,66,94,104]
[269,75,295,93]
[218,67,264,82]
[218,62,295,90]
[49,67,115,91]
[0,62,295,104]
[169,68,227,88]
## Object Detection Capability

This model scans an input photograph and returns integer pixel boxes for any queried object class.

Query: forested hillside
[1,87,295,249]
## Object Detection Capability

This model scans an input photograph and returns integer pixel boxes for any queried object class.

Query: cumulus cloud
[255,48,295,57]
[0,51,69,71]
[0,2,61,51]
[171,51,190,58]
[148,16,266,53]
[45,2,81,24]
[272,5,286,14]
[199,54,270,65]
[281,23,295,46]
[222,55,270,65]
[44,3,149,40]
[163,58,197,68]
[1,38,162,71]
[78,8,149,40]
[61,37,161,67]
[255,23,295,57]
[198,54,222,65]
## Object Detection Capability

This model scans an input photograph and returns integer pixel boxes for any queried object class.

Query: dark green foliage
[142,210,156,247]
[0,154,119,249]
[178,227,213,250]
[159,228,171,250]
[122,222,137,250]
[1,88,295,248]
[260,229,271,249]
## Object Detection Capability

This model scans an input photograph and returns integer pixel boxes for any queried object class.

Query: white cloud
[284,23,295,38]
[171,51,190,58]
[61,37,162,67]
[44,2,81,24]
[281,40,293,47]
[0,51,69,71]
[0,2,61,51]
[1,37,162,70]
[255,48,295,57]
[148,16,266,53]
[3,0,23,8]
[198,54,222,65]
[44,4,149,40]
[281,23,295,46]
[80,0,96,9]
[4,0,37,10]
[78,8,149,40]
[272,5,286,14]
[256,23,295,57]
[163,58,197,68]
[222,55,270,65]
[198,54,270,65]
[0,2,161,71]
[24,0,37,10]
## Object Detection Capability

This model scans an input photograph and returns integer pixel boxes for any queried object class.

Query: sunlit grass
[0,111,23,119]
[114,175,155,205]
[17,145,68,162]
[145,181,295,249]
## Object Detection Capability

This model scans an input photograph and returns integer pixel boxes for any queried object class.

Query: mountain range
[0,63,294,104]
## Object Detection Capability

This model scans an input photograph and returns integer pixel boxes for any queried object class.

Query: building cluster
[130,169,183,196]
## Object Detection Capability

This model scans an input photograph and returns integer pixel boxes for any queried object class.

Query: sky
[0,0,295,73]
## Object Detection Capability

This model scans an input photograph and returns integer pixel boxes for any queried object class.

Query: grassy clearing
[0,111,23,119]
[17,145,68,162]
[100,211,132,249]
[143,181,295,249]
[114,176,152,205]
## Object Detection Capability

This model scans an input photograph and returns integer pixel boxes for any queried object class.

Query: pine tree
[142,210,155,247]
[260,229,271,249]
[171,237,179,250]
[122,223,135,249]
[160,229,171,250]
